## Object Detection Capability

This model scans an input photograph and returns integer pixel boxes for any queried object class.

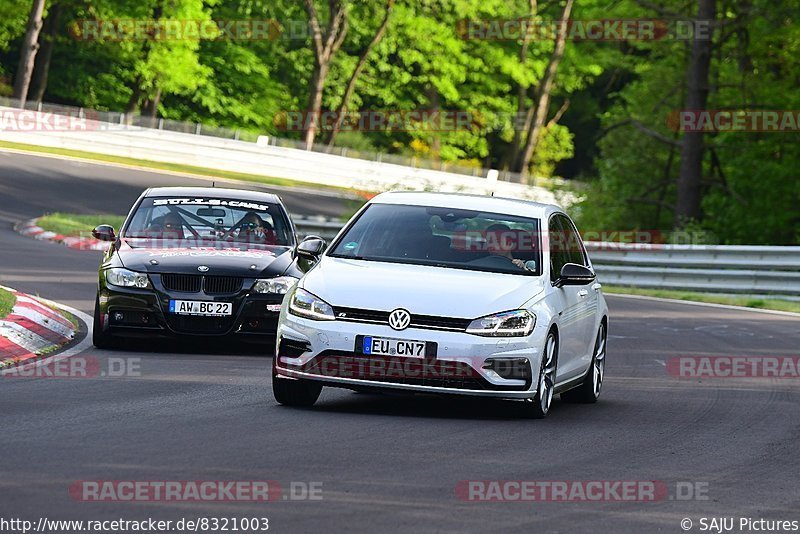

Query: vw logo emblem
[388,308,411,331]
[197,265,210,273]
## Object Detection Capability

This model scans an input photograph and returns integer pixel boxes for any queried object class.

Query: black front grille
[333,307,470,332]
[160,274,243,294]
[204,276,243,294]
[161,274,202,292]
[412,314,471,331]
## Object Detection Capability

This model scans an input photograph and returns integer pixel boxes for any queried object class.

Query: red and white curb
[17,217,108,251]
[0,285,79,368]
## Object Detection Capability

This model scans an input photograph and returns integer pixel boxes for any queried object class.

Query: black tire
[562,322,607,404]
[272,364,322,407]
[522,330,558,419]
[92,296,118,350]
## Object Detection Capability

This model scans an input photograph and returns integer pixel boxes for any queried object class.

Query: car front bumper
[274,310,549,399]
[98,285,284,340]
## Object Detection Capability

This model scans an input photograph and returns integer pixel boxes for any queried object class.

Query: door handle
[578,289,589,297]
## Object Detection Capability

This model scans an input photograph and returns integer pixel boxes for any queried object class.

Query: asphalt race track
[1,150,799,533]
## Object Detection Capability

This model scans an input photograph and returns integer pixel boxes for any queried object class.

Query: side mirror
[92,224,116,242]
[296,235,326,260]
[556,263,595,287]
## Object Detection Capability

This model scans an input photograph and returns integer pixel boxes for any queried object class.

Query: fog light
[483,358,531,380]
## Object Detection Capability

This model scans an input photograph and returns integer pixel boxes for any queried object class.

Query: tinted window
[329,204,542,276]
[557,214,588,267]
[123,197,292,246]
[548,216,569,282]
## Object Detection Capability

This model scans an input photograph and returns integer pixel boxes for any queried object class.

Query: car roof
[143,186,281,204]
[367,191,563,219]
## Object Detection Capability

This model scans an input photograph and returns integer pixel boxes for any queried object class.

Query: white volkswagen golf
[273,192,608,418]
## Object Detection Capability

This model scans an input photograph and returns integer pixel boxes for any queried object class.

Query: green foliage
[37,213,126,237]
[0,287,15,318]
[3,0,799,243]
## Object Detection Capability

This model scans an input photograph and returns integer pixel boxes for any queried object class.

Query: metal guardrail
[0,103,564,203]
[0,96,535,184]
[585,242,800,298]
[292,216,344,241]
[292,219,800,299]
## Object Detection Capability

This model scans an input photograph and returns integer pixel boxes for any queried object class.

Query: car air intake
[204,276,243,294]
[161,274,202,292]
[160,274,243,294]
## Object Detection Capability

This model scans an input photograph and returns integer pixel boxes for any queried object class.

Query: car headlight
[105,268,151,289]
[252,276,298,294]
[466,310,535,337]
[288,288,335,321]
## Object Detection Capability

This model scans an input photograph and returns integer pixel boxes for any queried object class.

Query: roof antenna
[490,191,494,196]
[212,181,216,188]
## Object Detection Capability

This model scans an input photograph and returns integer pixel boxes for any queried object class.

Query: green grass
[604,285,800,314]
[0,140,354,194]
[0,287,15,318]
[37,212,126,237]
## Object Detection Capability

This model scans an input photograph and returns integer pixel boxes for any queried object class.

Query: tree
[673,0,716,229]
[514,0,574,178]
[13,0,46,107]
[28,1,61,102]
[303,0,348,149]
[326,0,395,148]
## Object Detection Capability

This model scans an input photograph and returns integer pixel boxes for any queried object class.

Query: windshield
[123,196,293,246]
[329,203,542,275]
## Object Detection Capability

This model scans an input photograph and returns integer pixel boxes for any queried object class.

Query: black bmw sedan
[91,186,322,349]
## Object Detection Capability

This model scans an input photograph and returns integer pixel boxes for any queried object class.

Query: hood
[302,257,545,318]
[118,238,294,278]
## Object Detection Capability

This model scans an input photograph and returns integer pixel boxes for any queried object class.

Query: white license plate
[169,300,232,317]
[362,336,426,358]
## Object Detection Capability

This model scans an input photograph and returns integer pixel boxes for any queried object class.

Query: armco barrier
[0,105,568,204]
[586,242,800,297]
[293,220,800,299]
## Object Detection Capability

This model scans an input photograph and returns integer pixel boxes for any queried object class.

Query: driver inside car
[485,223,527,270]
[145,212,186,240]
[236,212,276,244]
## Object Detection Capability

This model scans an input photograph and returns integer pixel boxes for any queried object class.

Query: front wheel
[562,322,606,404]
[92,295,118,350]
[272,363,322,407]
[522,331,558,419]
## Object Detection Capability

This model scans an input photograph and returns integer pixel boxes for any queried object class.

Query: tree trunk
[303,0,347,150]
[506,0,537,169]
[126,79,142,116]
[429,86,440,160]
[304,64,328,150]
[29,2,60,103]
[515,0,574,179]
[674,0,717,228]
[13,0,47,108]
[140,86,161,121]
[327,0,395,148]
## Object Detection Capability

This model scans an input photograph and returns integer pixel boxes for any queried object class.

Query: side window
[548,216,568,282]
[558,215,588,267]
